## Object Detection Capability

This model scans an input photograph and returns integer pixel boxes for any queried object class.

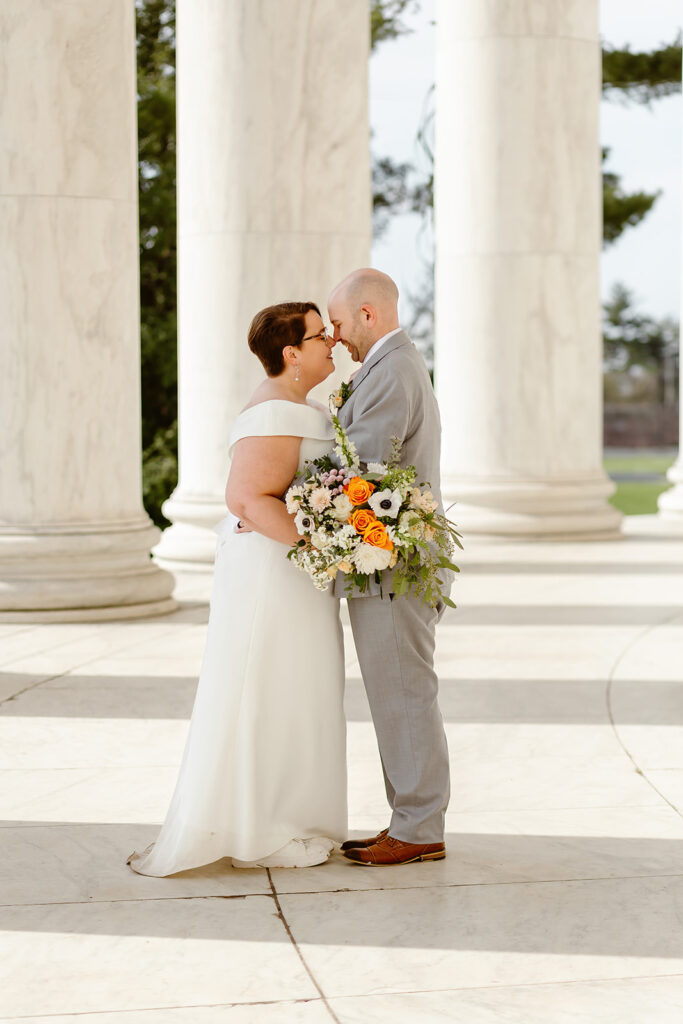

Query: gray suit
[336,330,451,843]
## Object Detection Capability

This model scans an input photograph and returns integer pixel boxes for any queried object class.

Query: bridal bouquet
[285,408,462,608]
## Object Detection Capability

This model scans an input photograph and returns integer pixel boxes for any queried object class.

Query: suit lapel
[346,330,411,397]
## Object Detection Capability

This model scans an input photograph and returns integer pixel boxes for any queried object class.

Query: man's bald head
[328,268,400,363]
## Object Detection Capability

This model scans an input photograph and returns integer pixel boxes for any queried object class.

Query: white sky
[370,0,682,323]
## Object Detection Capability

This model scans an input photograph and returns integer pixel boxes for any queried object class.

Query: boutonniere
[328,380,353,416]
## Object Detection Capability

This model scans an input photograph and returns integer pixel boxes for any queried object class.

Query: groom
[328,268,451,866]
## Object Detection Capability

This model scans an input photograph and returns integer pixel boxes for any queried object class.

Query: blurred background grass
[604,449,676,514]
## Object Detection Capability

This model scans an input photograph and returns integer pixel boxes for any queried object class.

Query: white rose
[311,529,331,549]
[353,542,393,575]
[331,494,353,521]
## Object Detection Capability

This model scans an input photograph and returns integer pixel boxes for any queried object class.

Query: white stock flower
[285,485,305,514]
[369,488,402,519]
[331,494,353,521]
[309,486,333,512]
[353,542,393,574]
[294,508,314,535]
[398,511,424,540]
[311,529,334,550]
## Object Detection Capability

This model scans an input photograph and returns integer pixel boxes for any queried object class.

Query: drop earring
[295,363,300,383]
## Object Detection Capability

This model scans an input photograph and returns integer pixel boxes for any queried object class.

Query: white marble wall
[0,0,175,618]
[155,0,371,568]
[434,0,621,537]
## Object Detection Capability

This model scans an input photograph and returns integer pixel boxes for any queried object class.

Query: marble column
[155,0,371,570]
[434,1,621,538]
[0,1,176,620]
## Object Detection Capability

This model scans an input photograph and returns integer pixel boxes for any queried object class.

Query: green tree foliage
[602,148,660,247]
[370,0,420,50]
[136,0,177,526]
[603,284,679,404]
[603,34,682,103]
[600,35,681,246]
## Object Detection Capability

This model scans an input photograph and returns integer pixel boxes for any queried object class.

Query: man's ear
[360,303,376,325]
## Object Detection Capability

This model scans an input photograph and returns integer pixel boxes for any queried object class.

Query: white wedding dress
[128,400,347,875]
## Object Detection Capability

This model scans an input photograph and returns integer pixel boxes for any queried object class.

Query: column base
[0,519,177,621]
[657,459,683,524]
[443,474,623,540]
[153,493,227,571]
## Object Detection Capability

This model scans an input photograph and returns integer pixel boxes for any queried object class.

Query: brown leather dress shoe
[340,827,389,852]
[343,835,446,865]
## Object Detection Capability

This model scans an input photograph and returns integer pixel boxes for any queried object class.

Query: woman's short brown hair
[248,301,321,377]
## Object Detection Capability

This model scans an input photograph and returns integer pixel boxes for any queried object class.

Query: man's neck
[362,326,402,363]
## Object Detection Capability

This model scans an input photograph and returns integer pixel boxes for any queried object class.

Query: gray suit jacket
[333,329,451,600]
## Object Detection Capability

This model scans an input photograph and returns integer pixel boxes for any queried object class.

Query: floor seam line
[0,995,327,1019]
[267,868,342,1024]
[605,610,683,820]
[270,869,683,899]
[3,869,683,909]
[0,893,272,909]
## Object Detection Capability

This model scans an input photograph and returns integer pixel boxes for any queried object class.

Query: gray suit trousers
[347,592,450,843]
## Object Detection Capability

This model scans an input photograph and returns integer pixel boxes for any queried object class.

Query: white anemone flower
[294,508,314,535]
[369,488,402,519]
[353,543,392,574]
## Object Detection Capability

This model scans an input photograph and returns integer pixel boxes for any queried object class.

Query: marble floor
[1,516,683,1023]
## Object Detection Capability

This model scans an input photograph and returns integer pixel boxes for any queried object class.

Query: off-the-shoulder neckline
[238,398,326,414]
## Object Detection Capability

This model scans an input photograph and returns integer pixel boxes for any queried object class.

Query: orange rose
[349,508,376,534]
[363,521,394,551]
[344,476,376,506]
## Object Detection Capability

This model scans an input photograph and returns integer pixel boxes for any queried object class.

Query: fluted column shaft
[156,0,371,569]
[434,0,621,538]
[0,0,175,619]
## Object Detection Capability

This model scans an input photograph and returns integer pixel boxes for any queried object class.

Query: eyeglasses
[302,327,330,343]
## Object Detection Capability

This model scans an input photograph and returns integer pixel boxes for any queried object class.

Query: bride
[128,301,347,874]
